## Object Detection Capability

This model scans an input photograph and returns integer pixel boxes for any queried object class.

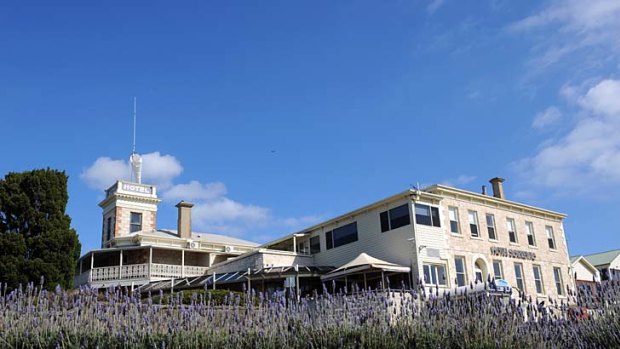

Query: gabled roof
[583,249,620,267]
[570,255,599,275]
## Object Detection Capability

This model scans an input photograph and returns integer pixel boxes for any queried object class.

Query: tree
[0,169,81,290]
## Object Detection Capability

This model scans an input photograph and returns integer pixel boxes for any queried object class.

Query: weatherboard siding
[311,198,415,269]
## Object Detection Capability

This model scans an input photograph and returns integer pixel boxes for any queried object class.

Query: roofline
[583,248,620,258]
[112,230,259,248]
[426,184,567,220]
[262,189,442,247]
[570,255,599,274]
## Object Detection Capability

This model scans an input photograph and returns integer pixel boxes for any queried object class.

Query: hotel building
[76,170,574,300]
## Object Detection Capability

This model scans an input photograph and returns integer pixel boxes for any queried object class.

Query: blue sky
[1,1,620,256]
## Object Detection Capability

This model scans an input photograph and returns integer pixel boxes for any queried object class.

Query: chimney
[489,177,505,199]
[176,201,194,239]
[481,185,487,195]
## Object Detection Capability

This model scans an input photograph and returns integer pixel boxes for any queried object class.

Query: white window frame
[423,263,448,286]
[486,213,497,240]
[468,210,480,238]
[525,221,536,247]
[514,262,525,292]
[553,267,564,296]
[533,264,545,294]
[492,260,503,280]
[454,256,467,287]
[506,218,518,244]
[546,226,557,250]
[448,207,460,234]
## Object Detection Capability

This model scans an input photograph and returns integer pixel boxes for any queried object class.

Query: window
[533,265,544,294]
[325,222,358,250]
[448,207,460,234]
[106,216,112,241]
[423,264,447,286]
[130,212,142,233]
[526,222,536,246]
[553,267,564,296]
[486,214,497,240]
[492,260,503,280]
[326,231,333,250]
[310,236,321,254]
[468,211,479,237]
[380,204,411,232]
[507,218,517,243]
[415,204,440,227]
[514,263,525,291]
[454,257,466,287]
[546,226,556,250]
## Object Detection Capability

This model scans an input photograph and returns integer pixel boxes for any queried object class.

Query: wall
[573,260,597,282]
[311,197,415,269]
[440,195,572,300]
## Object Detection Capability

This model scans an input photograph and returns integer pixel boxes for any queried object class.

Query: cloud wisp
[81,153,320,240]
[516,79,620,193]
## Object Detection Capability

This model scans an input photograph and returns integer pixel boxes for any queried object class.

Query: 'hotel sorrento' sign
[490,246,536,260]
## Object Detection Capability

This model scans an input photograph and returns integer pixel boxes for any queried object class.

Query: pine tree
[0,169,81,290]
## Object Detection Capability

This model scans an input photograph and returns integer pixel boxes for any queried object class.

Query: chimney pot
[489,177,505,199]
[482,185,487,195]
[176,201,194,239]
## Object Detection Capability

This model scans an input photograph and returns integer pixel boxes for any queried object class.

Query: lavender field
[1,280,619,348]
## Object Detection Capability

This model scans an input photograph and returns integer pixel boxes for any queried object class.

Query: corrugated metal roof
[128,229,260,247]
[583,249,620,267]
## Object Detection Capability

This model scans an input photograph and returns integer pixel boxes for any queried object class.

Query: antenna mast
[132,97,137,154]
[129,97,143,184]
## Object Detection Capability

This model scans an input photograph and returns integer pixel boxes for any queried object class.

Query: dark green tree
[0,169,81,290]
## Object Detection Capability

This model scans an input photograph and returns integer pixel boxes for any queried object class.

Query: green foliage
[0,169,81,290]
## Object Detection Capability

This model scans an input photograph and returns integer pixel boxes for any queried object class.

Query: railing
[184,265,208,276]
[77,263,209,284]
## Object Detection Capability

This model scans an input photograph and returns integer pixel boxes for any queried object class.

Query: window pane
[431,207,441,227]
[389,204,411,230]
[332,222,358,248]
[415,204,432,226]
[436,265,447,285]
[487,215,497,240]
[469,211,479,237]
[130,212,142,233]
[326,231,333,250]
[310,236,321,254]
[514,263,525,291]
[493,261,503,279]
[449,207,459,234]
[554,267,563,295]
[423,265,431,284]
[455,257,466,287]
[380,211,390,233]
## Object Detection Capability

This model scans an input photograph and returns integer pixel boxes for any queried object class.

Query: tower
[99,180,160,247]
[99,97,160,247]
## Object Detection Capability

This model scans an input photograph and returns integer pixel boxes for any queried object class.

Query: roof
[321,253,410,281]
[583,249,620,267]
[129,229,260,247]
[570,255,599,275]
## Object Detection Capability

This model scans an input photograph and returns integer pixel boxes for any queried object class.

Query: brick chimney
[176,201,194,239]
[489,177,505,199]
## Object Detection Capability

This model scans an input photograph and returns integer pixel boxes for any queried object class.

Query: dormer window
[130,212,142,233]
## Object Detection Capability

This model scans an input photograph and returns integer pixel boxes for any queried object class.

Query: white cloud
[80,157,129,191]
[162,181,227,202]
[426,0,444,14]
[81,151,183,190]
[82,152,320,239]
[508,0,620,74]
[532,106,562,129]
[516,79,620,191]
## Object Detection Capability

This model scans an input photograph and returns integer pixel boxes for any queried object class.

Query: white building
[583,249,620,281]
[74,180,259,288]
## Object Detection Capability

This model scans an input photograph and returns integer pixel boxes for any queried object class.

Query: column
[148,247,153,279]
[119,250,123,280]
[181,250,185,278]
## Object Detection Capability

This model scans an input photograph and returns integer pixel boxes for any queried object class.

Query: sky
[1,0,620,256]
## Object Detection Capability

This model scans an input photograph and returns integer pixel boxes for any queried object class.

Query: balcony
[75,263,209,285]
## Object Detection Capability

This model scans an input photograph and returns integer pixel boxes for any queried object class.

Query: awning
[320,253,410,281]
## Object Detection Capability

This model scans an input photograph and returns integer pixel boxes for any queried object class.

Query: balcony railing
[76,263,209,285]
